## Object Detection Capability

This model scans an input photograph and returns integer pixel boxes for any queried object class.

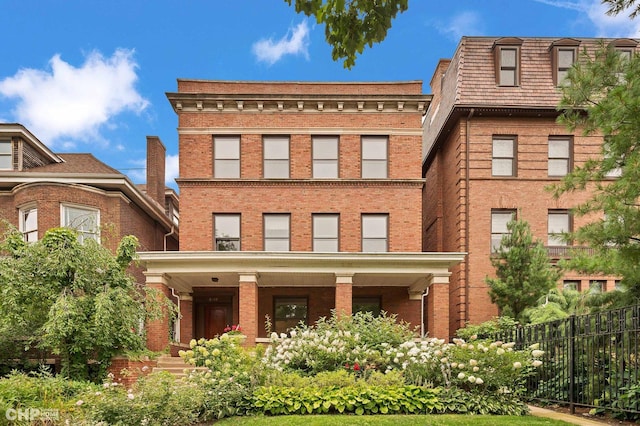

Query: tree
[551,41,640,307]
[0,225,168,381]
[485,217,561,322]
[603,0,640,18]
[285,0,408,68]
[522,287,592,324]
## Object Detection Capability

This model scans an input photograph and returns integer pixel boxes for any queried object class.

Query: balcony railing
[545,246,596,259]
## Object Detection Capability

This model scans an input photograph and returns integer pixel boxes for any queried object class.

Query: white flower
[76,400,84,406]
[458,363,465,369]
[468,375,476,383]
[532,349,545,358]
[532,360,543,367]
[440,357,448,364]
[469,359,478,366]
[127,393,135,400]
[457,372,465,379]
[529,343,540,350]
[451,362,458,368]
[475,377,484,385]
[513,362,522,369]
[473,366,479,372]
[503,342,516,349]
[496,348,505,355]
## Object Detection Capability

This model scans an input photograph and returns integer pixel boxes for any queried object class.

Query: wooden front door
[204,304,231,339]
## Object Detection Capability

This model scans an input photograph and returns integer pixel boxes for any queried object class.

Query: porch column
[335,273,353,318]
[238,273,259,346]
[144,272,171,351]
[427,273,451,341]
[179,292,193,344]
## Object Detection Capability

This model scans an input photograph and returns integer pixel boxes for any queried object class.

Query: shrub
[456,316,519,340]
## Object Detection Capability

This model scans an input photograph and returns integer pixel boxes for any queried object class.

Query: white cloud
[434,11,484,40]
[533,0,640,37]
[252,21,310,65]
[165,154,179,185]
[0,48,149,148]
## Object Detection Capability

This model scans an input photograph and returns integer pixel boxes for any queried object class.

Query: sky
[1,0,639,191]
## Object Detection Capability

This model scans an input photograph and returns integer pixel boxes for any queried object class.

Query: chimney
[146,136,166,206]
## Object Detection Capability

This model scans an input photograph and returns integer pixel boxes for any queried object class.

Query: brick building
[0,123,179,287]
[139,80,465,350]
[422,37,631,337]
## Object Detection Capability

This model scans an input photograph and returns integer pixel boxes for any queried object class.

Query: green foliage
[436,388,529,416]
[522,288,593,324]
[456,316,519,340]
[485,217,562,322]
[553,42,640,307]
[252,385,443,415]
[72,371,208,425]
[603,0,640,18]
[0,225,170,381]
[285,0,408,68]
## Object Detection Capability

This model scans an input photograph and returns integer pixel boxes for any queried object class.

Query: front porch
[138,251,465,350]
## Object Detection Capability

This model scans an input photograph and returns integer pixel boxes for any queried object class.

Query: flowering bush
[223,324,242,335]
[262,311,415,375]
[385,337,544,394]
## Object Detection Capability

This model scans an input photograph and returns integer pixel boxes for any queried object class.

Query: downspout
[465,108,474,327]
[164,226,175,251]
[421,287,430,338]
[171,287,180,344]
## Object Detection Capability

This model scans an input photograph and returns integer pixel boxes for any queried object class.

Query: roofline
[0,123,64,163]
[0,174,176,232]
[175,78,424,85]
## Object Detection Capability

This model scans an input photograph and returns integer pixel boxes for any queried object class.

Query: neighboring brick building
[140,80,465,350]
[422,37,631,337]
[0,124,179,287]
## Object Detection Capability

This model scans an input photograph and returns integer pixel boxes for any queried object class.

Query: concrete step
[153,356,209,378]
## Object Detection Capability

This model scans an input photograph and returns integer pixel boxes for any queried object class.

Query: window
[20,207,38,242]
[274,297,307,334]
[548,210,570,246]
[264,214,290,251]
[214,214,240,251]
[492,38,522,86]
[603,141,622,178]
[499,47,518,86]
[313,214,339,252]
[263,136,289,178]
[548,137,572,176]
[61,205,99,243]
[361,136,388,178]
[0,140,11,170]
[492,136,516,176]
[556,48,576,84]
[312,136,339,178]
[362,214,388,252]
[214,136,240,178]
[589,280,605,292]
[491,209,515,252]
[353,297,381,317]
[563,280,580,291]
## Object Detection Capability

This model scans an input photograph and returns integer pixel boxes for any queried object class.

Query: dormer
[492,38,523,87]
[550,38,581,86]
[608,38,638,61]
[0,124,63,171]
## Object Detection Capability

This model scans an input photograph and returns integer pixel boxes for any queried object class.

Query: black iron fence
[491,304,640,417]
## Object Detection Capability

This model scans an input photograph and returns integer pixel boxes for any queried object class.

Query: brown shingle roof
[22,153,122,175]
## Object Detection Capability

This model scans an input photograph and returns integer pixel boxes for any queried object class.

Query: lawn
[216,414,572,425]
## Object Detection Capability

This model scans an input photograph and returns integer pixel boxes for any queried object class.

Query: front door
[204,304,231,339]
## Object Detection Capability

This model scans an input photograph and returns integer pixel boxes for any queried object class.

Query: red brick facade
[423,37,626,336]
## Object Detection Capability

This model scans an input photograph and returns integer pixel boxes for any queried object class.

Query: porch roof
[139,251,466,297]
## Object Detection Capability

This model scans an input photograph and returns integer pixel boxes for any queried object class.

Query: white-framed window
[214,136,240,178]
[361,136,388,178]
[563,280,580,291]
[213,214,240,251]
[263,136,289,178]
[61,204,100,243]
[264,214,290,251]
[362,214,388,252]
[491,209,516,252]
[548,137,572,177]
[492,136,516,176]
[312,136,339,178]
[548,210,571,246]
[19,206,38,242]
[0,140,11,170]
[313,214,339,252]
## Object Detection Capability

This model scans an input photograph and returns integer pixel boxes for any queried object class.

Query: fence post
[568,314,576,415]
